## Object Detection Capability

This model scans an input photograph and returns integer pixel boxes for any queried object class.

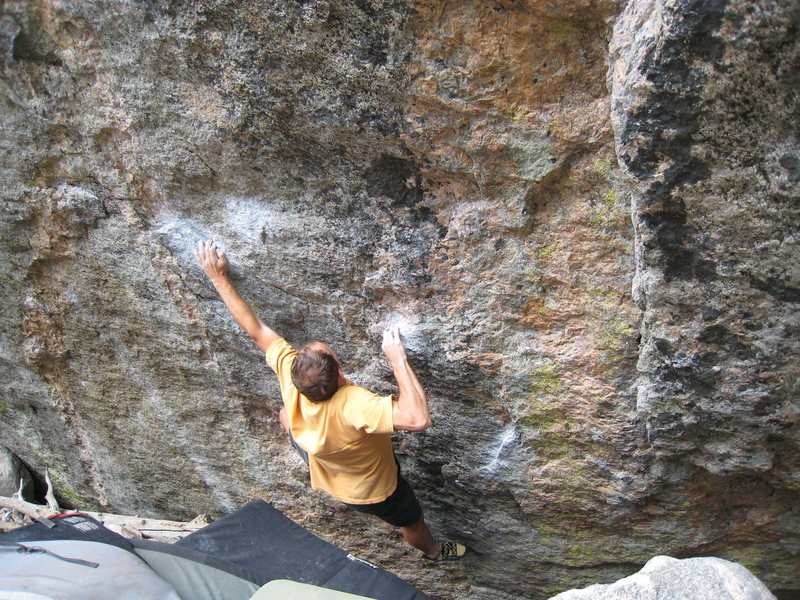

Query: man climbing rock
[194,239,467,562]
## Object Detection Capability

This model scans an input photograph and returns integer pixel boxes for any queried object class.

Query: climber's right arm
[194,239,279,353]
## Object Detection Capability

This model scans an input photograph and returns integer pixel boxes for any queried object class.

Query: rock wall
[608,0,800,592]
[0,1,796,599]
[0,445,34,499]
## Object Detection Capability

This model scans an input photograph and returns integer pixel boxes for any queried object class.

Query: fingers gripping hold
[195,239,228,280]
[382,324,398,349]
[382,324,407,363]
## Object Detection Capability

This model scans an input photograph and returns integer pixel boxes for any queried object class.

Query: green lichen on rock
[524,401,578,431]
[524,403,584,463]
[535,245,557,262]
[597,318,636,367]
[503,103,527,122]
[50,470,85,507]
[591,156,614,176]
[530,364,564,394]
[586,187,624,228]
[565,543,603,565]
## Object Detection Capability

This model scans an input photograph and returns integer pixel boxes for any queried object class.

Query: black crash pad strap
[0,539,100,568]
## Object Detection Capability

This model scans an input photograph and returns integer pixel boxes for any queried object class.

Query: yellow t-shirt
[266,337,398,504]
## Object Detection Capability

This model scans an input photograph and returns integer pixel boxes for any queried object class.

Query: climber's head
[291,342,344,402]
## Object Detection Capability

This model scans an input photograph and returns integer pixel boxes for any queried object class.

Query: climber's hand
[194,239,229,282]
[382,325,407,365]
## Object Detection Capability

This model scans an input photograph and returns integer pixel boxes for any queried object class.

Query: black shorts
[344,464,423,528]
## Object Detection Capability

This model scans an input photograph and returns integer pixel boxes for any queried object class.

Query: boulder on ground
[549,556,776,600]
[0,446,34,501]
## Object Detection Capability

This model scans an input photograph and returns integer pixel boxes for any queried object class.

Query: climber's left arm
[194,239,279,353]
[382,325,432,432]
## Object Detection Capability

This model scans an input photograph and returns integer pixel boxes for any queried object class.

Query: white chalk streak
[482,424,517,473]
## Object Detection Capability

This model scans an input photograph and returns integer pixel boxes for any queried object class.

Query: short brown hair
[291,344,339,402]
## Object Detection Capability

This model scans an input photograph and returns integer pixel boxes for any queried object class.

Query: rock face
[549,555,777,600]
[607,0,800,592]
[0,1,796,599]
[0,446,34,500]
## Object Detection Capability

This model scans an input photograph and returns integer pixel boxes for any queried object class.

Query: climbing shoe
[425,541,469,562]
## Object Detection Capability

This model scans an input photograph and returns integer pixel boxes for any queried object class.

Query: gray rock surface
[549,556,777,600]
[0,1,797,599]
[608,0,800,590]
[0,446,34,500]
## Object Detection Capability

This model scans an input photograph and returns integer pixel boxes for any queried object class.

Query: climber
[193,239,468,562]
